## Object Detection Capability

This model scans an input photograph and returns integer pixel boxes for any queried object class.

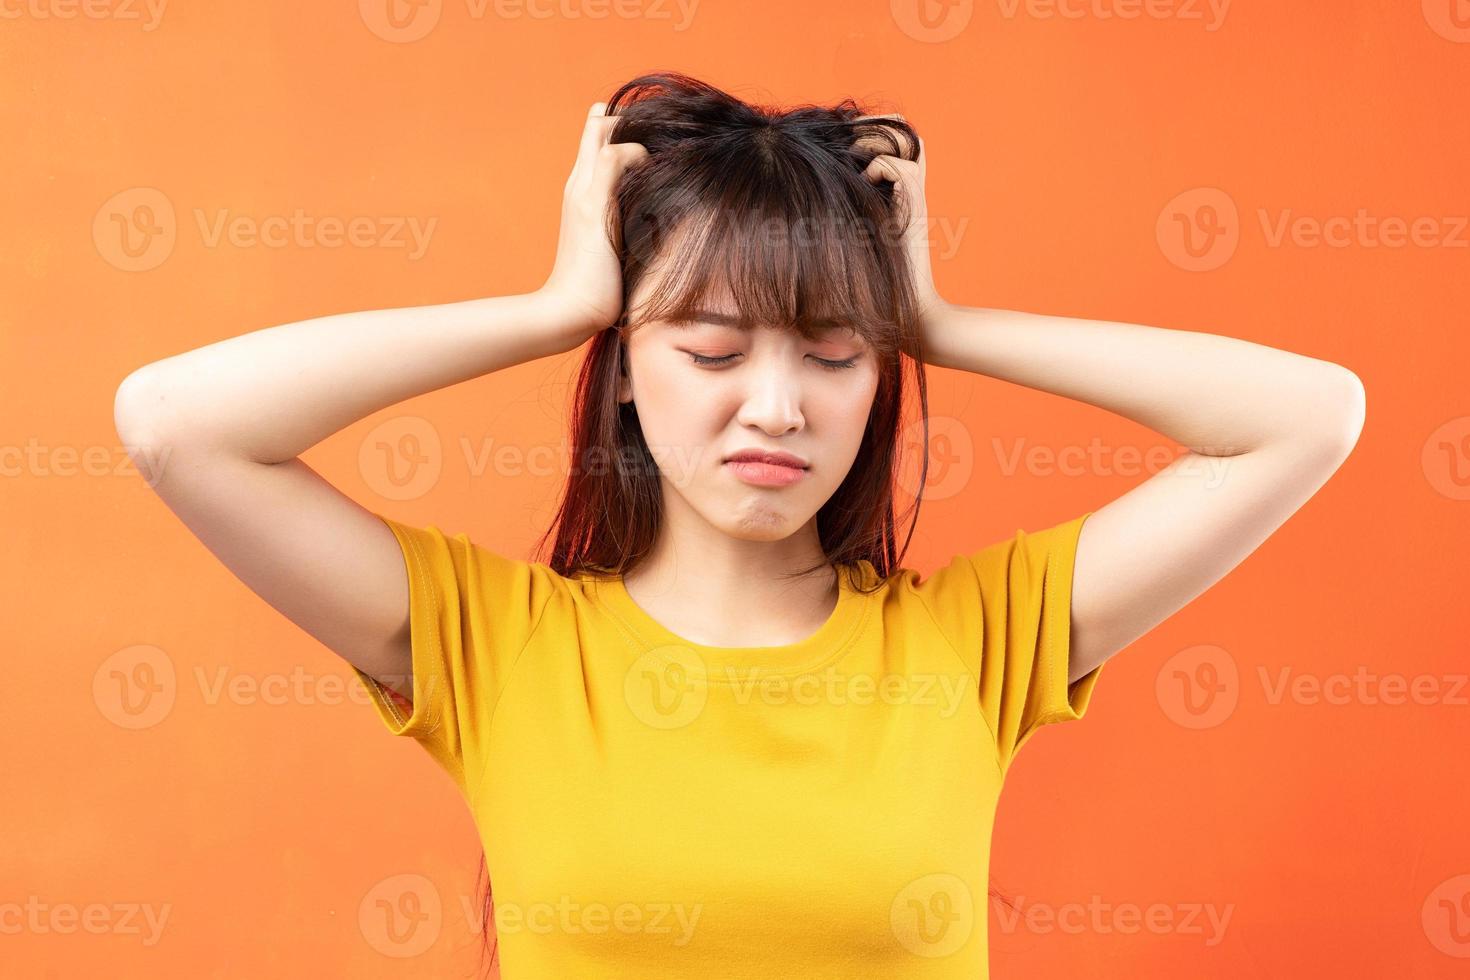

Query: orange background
[5,1,1468,977]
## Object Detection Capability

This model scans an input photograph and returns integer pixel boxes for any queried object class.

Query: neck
[622,498,839,649]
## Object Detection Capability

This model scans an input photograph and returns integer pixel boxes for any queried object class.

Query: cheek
[627,355,723,464]
[628,347,690,407]
[820,371,879,435]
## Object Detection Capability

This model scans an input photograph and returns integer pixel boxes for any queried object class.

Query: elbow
[113,365,170,453]
[1328,367,1366,453]
[1305,367,1366,461]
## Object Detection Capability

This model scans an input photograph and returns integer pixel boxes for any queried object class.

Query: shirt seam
[910,570,1008,782]
[1037,516,1088,729]
[397,526,459,786]
[467,562,558,807]
[584,572,874,684]
[1041,536,1067,728]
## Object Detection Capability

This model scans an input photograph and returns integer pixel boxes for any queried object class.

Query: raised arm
[923,304,1365,684]
[863,132,1366,685]
[112,101,647,702]
[112,293,583,700]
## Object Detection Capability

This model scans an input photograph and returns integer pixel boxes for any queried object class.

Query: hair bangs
[621,170,908,358]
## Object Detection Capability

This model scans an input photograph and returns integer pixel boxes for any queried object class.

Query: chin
[723,519,799,541]
[673,479,822,542]
[715,499,814,540]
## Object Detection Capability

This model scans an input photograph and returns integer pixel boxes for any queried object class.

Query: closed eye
[687,352,738,366]
[686,352,861,371]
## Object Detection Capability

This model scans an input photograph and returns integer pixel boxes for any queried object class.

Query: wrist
[915,292,955,365]
[526,287,609,354]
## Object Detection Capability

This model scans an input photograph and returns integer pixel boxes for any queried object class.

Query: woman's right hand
[536,101,651,346]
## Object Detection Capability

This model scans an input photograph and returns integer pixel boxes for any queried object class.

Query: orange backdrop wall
[4,1,1467,977]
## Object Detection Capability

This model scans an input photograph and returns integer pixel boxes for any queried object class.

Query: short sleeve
[352,512,556,797]
[912,511,1102,776]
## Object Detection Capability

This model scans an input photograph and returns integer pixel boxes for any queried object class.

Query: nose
[733,358,805,437]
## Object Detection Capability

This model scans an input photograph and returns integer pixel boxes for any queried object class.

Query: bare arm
[923,304,1365,684]
[117,294,586,466]
[113,101,649,702]
[864,133,1366,685]
[113,293,587,701]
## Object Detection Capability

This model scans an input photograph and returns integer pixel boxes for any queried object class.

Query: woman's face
[616,295,881,543]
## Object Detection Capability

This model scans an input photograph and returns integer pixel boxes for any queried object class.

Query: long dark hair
[468,71,974,975]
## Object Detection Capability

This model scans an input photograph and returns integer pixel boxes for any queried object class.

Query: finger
[864,155,896,184]
[864,154,915,186]
[567,102,611,190]
[579,106,628,187]
[590,140,651,199]
[853,113,917,159]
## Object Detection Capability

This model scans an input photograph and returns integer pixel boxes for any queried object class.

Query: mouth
[722,450,809,488]
[722,450,809,469]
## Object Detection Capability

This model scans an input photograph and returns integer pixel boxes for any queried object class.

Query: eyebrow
[667,311,854,337]
[666,310,746,329]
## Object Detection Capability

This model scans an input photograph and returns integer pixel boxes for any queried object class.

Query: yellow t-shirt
[354,510,1103,979]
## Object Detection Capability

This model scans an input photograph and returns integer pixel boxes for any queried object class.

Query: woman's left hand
[859,122,949,339]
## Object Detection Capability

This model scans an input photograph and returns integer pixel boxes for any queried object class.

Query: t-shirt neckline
[592,561,874,679]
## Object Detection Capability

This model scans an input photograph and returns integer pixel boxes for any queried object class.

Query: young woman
[113,72,1364,978]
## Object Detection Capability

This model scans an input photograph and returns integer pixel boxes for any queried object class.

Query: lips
[723,449,809,469]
